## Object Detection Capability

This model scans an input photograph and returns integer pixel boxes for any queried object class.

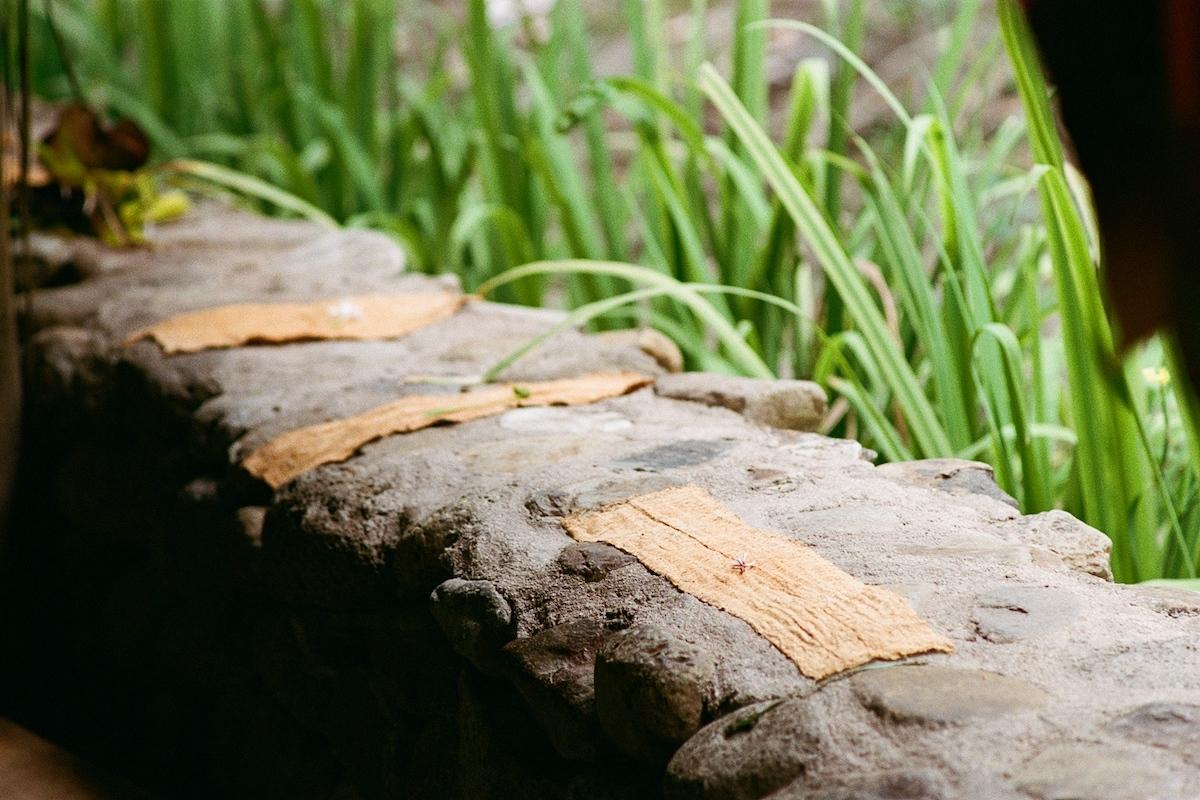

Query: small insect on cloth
[564,485,953,680]
[244,371,653,489]
[123,292,466,354]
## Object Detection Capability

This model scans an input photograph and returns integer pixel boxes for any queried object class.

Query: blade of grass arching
[492,278,831,381]
[757,19,912,127]
[701,63,952,456]
[596,307,739,374]
[598,76,708,152]
[476,260,774,378]
[165,159,338,226]
[482,286,670,380]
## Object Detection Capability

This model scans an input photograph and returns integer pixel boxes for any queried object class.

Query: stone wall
[3,205,1199,800]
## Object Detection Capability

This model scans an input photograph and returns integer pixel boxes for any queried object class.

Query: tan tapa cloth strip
[563,485,953,679]
[244,371,653,488]
[123,292,466,354]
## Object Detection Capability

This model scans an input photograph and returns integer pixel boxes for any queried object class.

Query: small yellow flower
[1142,366,1171,387]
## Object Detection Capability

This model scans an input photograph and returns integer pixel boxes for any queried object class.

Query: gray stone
[1013,744,1183,800]
[527,475,683,518]
[1014,510,1113,580]
[497,407,633,435]
[1107,703,1200,764]
[851,666,1048,724]
[655,372,826,431]
[1130,585,1200,619]
[665,698,817,800]
[594,625,715,762]
[556,542,638,583]
[501,618,614,761]
[875,458,1018,509]
[773,769,949,799]
[430,578,515,675]
[594,328,684,373]
[617,439,731,470]
[971,586,1081,643]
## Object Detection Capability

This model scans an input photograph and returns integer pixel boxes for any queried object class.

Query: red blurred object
[1021,0,1200,384]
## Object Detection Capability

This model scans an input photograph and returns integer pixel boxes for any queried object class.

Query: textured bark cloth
[564,485,954,679]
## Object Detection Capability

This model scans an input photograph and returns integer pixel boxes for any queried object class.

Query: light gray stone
[655,372,826,431]
[1107,702,1200,765]
[497,407,633,435]
[771,769,949,800]
[875,458,1018,509]
[594,624,715,762]
[971,586,1081,643]
[593,328,684,373]
[851,666,1048,723]
[1013,744,1184,800]
[1015,510,1113,580]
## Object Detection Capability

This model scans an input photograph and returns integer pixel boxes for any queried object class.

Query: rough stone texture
[971,586,1082,643]
[654,372,827,431]
[1013,743,1186,800]
[430,578,516,676]
[594,624,715,762]
[876,457,1019,509]
[1014,509,1114,580]
[594,328,684,373]
[501,617,613,761]
[850,665,1049,723]
[3,205,1200,799]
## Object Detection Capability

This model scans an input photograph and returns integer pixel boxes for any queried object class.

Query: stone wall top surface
[19,205,1200,800]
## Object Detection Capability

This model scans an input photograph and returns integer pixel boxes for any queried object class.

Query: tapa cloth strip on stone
[244,371,654,488]
[124,292,466,354]
[563,485,954,679]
